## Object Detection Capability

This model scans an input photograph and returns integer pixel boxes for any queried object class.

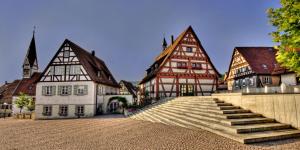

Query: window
[180,84,187,96]
[58,86,72,96]
[42,86,56,96]
[235,80,239,87]
[66,65,70,75]
[64,51,70,57]
[49,66,54,75]
[54,66,65,75]
[59,105,68,116]
[70,65,81,75]
[192,63,201,69]
[75,105,85,116]
[249,78,254,86]
[242,79,246,86]
[186,47,193,52]
[263,76,271,84]
[74,85,88,95]
[42,105,52,116]
[177,62,187,69]
[187,85,194,93]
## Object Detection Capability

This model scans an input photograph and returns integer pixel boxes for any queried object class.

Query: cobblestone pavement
[0,117,300,150]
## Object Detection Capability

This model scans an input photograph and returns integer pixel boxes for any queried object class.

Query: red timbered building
[139,26,221,100]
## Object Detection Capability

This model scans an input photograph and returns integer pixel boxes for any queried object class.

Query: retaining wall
[211,93,300,129]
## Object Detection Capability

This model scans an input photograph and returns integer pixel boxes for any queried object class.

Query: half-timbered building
[139,26,221,100]
[35,39,120,119]
[119,80,138,103]
[226,47,281,91]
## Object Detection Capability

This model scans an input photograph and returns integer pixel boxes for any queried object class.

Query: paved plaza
[0,116,300,150]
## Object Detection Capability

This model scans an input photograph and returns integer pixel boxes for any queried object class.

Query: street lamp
[3,103,7,119]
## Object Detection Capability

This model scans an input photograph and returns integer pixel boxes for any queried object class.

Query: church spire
[23,27,38,78]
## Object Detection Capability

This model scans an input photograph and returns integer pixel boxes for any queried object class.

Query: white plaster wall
[281,73,297,85]
[35,81,96,119]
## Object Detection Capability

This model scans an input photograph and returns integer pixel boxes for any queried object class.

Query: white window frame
[61,86,69,95]
[42,105,52,116]
[59,105,68,116]
[45,86,52,95]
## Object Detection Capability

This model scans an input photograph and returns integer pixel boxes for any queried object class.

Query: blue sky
[0,0,280,83]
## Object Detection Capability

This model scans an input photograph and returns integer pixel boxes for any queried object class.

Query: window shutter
[49,106,52,115]
[84,85,88,95]
[42,106,46,114]
[74,85,78,95]
[52,86,56,95]
[58,86,62,95]
[42,86,46,96]
[68,85,72,95]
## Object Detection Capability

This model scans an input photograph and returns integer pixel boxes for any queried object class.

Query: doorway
[180,84,195,96]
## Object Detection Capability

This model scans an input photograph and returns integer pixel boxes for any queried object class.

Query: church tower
[23,32,38,78]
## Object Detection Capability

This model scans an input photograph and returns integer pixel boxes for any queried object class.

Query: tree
[27,98,35,112]
[14,92,31,114]
[268,0,300,76]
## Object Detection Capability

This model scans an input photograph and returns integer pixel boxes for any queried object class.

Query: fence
[0,104,12,118]
[218,85,300,94]
[241,85,300,94]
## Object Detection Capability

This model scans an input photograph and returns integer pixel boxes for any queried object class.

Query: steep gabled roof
[236,47,277,74]
[24,35,38,67]
[13,72,41,96]
[120,80,137,98]
[226,47,278,78]
[140,26,221,84]
[0,80,21,104]
[39,39,120,88]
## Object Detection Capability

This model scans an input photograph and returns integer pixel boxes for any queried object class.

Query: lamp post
[3,102,7,119]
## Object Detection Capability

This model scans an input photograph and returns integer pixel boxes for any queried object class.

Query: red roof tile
[235,47,277,74]
[13,72,41,96]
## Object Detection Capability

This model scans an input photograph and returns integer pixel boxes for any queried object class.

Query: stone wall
[211,93,300,129]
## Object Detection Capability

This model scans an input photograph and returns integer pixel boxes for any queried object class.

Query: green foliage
[14,92,32,113]
[268,0,300,76]
[27,98,35,112]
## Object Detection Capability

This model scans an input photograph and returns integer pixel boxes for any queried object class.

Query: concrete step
[153,108,291,133]
[169,100,224,105]
[242,129,300,144]
[168,103,239,110]
[131,97,300,143]
[155,107,274,126]
[161,104,250,115]
[160,105,261,120]
[168,101,233,107]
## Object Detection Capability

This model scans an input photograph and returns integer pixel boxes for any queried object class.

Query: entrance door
[109,102,119,113]
[180,84,195,96]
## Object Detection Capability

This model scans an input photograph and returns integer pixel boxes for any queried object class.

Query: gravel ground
[0,116,300,150]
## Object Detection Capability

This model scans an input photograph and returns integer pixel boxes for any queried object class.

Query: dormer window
[262,64,268,69]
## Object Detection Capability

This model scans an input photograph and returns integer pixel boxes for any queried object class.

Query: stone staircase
[130,97,300,144]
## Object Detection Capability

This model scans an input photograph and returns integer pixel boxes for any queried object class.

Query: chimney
[171,35,174,44]
[91,50,95,56]
[5,81,7,85]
